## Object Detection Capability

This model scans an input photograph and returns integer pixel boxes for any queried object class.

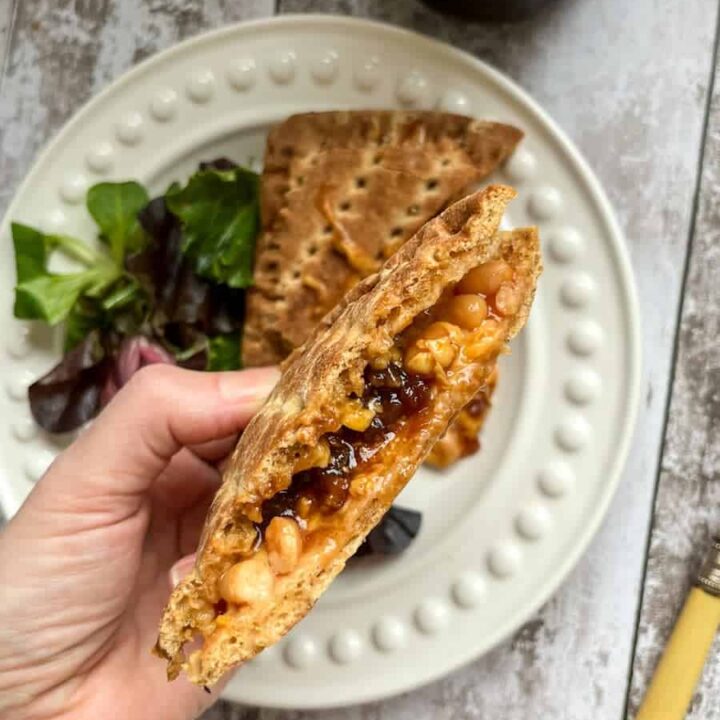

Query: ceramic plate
[0,15,641,710]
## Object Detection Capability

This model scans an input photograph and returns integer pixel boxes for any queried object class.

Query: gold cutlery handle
[637,539,720,720]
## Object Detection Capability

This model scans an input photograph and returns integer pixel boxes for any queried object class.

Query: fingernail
[218,366,281,403]
[170,553,196,588]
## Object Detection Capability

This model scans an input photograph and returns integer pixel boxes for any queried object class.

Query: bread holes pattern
[4,36,619,683]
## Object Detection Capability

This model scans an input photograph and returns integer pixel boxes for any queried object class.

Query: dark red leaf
[28,330,111,433]
[100,335,175,405]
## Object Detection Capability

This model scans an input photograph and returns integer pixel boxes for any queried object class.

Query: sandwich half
[155,185,541,686]
[243,110,523,367]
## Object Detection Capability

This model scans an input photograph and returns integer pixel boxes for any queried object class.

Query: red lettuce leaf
[128,196,245,347]
[28,330,112,433]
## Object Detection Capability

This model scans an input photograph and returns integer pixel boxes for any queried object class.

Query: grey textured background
[0,1,718,718]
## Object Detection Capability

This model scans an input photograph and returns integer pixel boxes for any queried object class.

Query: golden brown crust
[156,187,541,686]
[260,110,523,226]
[426,370,498,468]
[243,111,523,367]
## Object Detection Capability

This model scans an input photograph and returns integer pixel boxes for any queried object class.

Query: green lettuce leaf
[87,181,149,264]
[64,298,104,351]
[165,167,259,288]
[207,332,242,371]
[11,222,120,325]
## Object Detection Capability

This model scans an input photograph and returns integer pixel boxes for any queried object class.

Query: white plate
[0,15,641,710]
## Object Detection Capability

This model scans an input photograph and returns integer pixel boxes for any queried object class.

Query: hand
[0,364,279,720]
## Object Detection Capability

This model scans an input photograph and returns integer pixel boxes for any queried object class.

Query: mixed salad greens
[12,158,259,433]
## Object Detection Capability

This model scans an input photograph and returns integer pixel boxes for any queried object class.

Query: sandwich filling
[200,257,518,638]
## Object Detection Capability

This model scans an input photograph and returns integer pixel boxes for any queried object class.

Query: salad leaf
[198,158,239,172]
[16,272,101,325]
[28,330,111,433]
[11,222,120,325]
[87,181,150,264]
[62,279,148,351]
[12,222,54,282]
[356,506,422,557]
[130,196,245,348]
[207,332,242,371]
[64,298,104,351]
[165,166,259,288]
[101,335,175,406]
[12,159,256,434]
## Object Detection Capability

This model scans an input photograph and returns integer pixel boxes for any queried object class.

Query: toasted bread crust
[243,111,523,367]
[260,110,523,226]
[156,187,541,686]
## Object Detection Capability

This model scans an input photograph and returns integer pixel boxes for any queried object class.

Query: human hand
[0,365,279,720]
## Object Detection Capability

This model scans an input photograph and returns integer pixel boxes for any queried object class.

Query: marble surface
[0,0,718,718]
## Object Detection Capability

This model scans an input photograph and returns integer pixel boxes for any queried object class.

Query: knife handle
[636,586,720,720]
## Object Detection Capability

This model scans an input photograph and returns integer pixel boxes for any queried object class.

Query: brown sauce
[259,363,431,528]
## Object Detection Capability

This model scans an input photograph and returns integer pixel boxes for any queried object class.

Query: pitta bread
[155,186,541,686]
[243,111,523,366]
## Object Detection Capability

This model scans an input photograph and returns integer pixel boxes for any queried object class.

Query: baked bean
[457,260,512,296]
[494,282,521,316]
[404,346,435,375]
[426,336,456,369]
[446,294,488,330]
[219,552,274,604]
[422,321,462,341]
[405,322,460,373]
[266,517,303,575]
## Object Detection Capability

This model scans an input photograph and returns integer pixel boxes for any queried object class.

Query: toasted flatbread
[260,110,524,227]
[426,370,498,468]
[155,185,541,686]
[243,111,523,367]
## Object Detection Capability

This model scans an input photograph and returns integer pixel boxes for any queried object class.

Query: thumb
[31,365,279,513]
